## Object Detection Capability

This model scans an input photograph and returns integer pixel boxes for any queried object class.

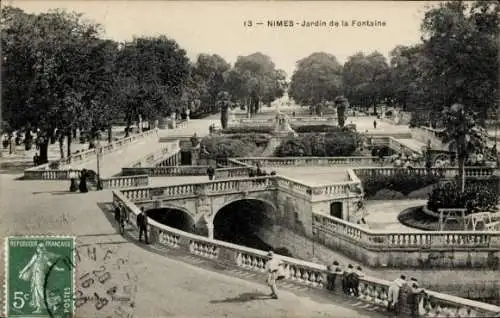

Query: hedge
[222,126,273,134]
[274,132,361,157]
[200,133,271,159]
[361,172,440,197]
[292,125,344,133]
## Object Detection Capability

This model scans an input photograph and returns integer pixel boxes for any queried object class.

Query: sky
[10,1,439,77]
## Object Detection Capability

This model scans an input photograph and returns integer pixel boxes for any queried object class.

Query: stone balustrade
[112,190,500,318]
[313,213,500,250]
[23,169,83,180]
[129,140,180,168]
[233,156,382,167]
[23,129,159,180]
[122,165,208,177]
[101,175,149,189]
[119,176,277,202]
[353,167,494,179]
[234,117,338,127]
[121,165,252,179]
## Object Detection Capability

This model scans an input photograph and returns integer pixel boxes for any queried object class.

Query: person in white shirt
[265,251,283,299]
[388,275,407,312]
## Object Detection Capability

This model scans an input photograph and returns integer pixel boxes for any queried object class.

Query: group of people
[324,261,426,315]
[114,205,149,244]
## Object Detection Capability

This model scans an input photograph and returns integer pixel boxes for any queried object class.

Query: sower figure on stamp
[18,243,65,314]
[137,207,149,244]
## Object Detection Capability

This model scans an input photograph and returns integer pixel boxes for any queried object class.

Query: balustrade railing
[129,140,180,168]
[24,129,159,180]
[313,213,500,250]
[112,190,500,318]
[233,156,381,167]
[353,167,494,179]
[119,176,277,202]
[101,175,149,189]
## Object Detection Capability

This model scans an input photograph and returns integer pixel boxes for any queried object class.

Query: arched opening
[213,199,291,256]
[330,202,343,219]
[147,208,195,233]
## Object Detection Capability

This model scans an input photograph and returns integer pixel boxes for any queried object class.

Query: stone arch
[213,197,278,221]
[212,198,277,250]
[146,206,196,233]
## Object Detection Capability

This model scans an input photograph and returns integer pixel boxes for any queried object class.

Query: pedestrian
[387,275,407,312]
[79,169,88,193]
[373,120,377,129]
[265,251,283,299]
[326,261,342,291]
[119,205,127,235]
[137,207,149,244]
[207,166,215,181]
[352,266,364,297]
[342,264,354,295]
[408,278,425,318]
[33,152,39,167]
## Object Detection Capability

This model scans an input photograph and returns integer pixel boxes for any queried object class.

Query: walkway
[70,133,164,177]
[0,174,386,318]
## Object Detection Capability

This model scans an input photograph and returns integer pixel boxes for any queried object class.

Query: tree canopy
[288,52,343,106]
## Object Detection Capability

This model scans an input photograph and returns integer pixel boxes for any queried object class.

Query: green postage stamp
[5,236,76,318]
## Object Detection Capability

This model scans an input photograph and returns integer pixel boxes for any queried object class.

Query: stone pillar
[207,222,214,240]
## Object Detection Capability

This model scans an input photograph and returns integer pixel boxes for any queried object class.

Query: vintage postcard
[1,1,498,317]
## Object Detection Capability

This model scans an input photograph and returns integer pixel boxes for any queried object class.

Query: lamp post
[96,139,103,190]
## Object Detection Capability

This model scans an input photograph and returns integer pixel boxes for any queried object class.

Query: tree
[417,1,499,122]
[441,103,488,192]
[227,53,285,117]
[114,36,190,135]
[288,52,342,108]
[191,54,230,115]
[1,7,111,163]
[388,45,424,111]
[342,52,391,114]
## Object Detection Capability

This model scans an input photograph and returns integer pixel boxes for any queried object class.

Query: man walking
[388,275,407,312]
[137,207,149,244]
[265,251,283,299]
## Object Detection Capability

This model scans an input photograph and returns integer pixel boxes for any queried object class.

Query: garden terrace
[112,189,500,317]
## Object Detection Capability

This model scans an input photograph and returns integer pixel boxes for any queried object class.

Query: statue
[274,111,297,137]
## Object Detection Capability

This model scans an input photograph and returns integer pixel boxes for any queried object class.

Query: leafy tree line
[1,6,288,164]
[288,0,498,123]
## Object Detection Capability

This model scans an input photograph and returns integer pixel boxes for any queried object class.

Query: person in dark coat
[207,166,215,181]
[79,169,88,193]
[137,207,149,244]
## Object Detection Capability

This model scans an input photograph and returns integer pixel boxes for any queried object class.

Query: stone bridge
[119,175,362,239]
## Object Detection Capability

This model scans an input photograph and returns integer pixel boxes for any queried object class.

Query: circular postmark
[45,241,138,318]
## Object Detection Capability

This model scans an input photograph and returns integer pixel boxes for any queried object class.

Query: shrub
[427,178,499,214]
[274,132,360,157]
[200,134,270,159]
[361,172,440,197]
[222,126,273,134]
[227,133,271,148]
[292,125,344,133]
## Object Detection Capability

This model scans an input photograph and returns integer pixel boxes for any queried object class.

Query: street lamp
[96,139,103,190]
